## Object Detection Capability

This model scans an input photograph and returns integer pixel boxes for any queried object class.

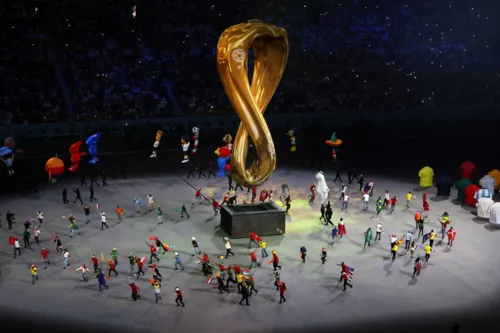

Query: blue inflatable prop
[86,133,101,164]
[0,146,13,158]
[0,146,14,174]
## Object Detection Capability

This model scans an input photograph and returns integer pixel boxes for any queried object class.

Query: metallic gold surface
[217,20,288,187]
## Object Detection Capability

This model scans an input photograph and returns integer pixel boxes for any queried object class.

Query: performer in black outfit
[89,186,97,202]
[207,161,217,178]
[62,188,69,204]
[187,163,195,178]
[90,172,99,187]
[333,169,342,182]
[73,188,83,204]
[196,163,206,178]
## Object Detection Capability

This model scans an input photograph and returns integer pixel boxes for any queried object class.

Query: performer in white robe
[475,188,492,200]
[315,171,329,204]
[479,175,496,194]
[477,197,494,219]
[488,202,500,225]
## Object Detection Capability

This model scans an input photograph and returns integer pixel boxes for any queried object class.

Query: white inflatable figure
[181,135,191,163]
[488,202,500,226]
[479,175,496,194]
[477,197,494,219]
[315,171,329,204]
[475,188,492,200]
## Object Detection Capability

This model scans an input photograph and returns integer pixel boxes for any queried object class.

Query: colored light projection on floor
[187,177,372,236]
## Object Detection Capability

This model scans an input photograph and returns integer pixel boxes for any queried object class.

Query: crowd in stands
[0,0,499,124]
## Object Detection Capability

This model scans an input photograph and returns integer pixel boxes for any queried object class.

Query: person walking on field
[320,247,327,264]
[300,245,307,263]
[115,206,124,222]
[412,257,422,278]
[128,282,142,301]
[29,264,38,285]
[404,230,412,250]
[341,271,353,291]
[175,287,185,307]
[447,227,456,247]
[424,244,432,262]
[375,222,382,242]
[278,281,287,303]
[364,227,372,248]
[40,248,50,269]
[224,237,235,258]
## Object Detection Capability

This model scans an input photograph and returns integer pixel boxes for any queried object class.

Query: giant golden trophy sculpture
[217,20,289,188]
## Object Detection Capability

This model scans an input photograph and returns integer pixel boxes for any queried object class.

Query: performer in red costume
[222,192,229,205]
[212,199,221,216]
[269,250,282,271]
[446,227,456,247]
[309,183,316,204]
[259,189,268,203]
[337,262,353,282]
[248,231,259,248]
[193,188,203,205]
[459,161,476,180]
[251,186,257,203]
[89,254,100,273]
[68,141,86,172]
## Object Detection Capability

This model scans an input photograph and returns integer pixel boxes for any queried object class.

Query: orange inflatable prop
[45,156,65,183]
[325,132,342,147]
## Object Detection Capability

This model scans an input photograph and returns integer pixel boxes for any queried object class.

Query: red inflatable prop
[459,160,476,181]
[68,141,86,172]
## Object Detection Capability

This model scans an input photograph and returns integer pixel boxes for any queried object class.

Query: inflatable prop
[215,147,231,177]
[435,174,452,196]
[86,133,101,164]
[0,137,23,176]
[45,156,65,183]
[325,132,342,160]
[418,166,434,188]
[315,171,329,204]
[475,188,492,200]
[181,135,190,163]
[487,169,500,190]
[150,130,163,159]
[286,129,296,152]
[4,137,23,153]
[455,178,473,201]
[223,134,233,152]
[488,202,500,226]
[479,174,496,193]
[192,127,200,155]
[477,197,494,219]
[0,146,14,175]
[68,141,86,172]
[459,161,476,180]
[217,20,288,187]
[464,184,480,206]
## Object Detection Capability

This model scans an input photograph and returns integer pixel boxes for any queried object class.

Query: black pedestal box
[220,203,286,238]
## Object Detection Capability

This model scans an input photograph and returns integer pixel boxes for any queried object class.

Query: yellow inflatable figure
[418,166,434,188]
[488,169,500,190]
